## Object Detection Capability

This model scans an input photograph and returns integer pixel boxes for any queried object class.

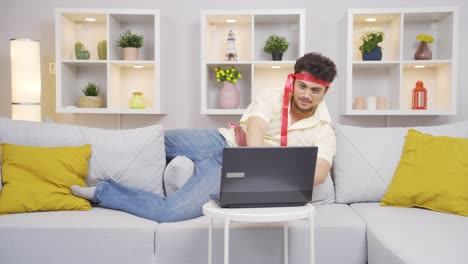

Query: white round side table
[202,200,315,264]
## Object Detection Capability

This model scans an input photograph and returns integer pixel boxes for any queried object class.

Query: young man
[71,52,337,223]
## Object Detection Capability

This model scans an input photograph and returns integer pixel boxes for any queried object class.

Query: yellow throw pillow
[381,129,468,216]
[0,144,92,214]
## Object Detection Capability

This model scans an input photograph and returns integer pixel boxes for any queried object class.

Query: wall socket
[49,63,56,74]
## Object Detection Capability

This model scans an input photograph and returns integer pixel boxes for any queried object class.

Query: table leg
[208,217,213,264]
[309,209,315,264]
[224,217,230,264]
[284,221,289,264]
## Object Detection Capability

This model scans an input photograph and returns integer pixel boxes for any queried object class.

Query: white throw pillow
[0,117,166,196]
[332,121,468,204]
[163,156,195,196]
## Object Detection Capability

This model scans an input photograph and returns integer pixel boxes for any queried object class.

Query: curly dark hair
[294,52,337,85]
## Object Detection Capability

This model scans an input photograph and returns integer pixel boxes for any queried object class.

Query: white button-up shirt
[219,87,336,165]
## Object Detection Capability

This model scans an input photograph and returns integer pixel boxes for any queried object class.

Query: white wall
[1,0,467,129]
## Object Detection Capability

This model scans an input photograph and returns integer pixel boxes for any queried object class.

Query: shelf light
[271,65,281,69]
[225,19,237,23]
[133,65,144,69]
[365,17,377,22]
[85,17,96,22]
[414,65,426,69]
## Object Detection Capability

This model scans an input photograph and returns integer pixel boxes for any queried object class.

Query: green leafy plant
[82,82,100,96]
[359,27,384,53]
[263,34,289,53]
[214,66,242,84]
[116,30,144,48]
[416,33,434,43]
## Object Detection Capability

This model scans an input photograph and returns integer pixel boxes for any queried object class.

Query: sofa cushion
[381,129,468,216]
[312,172,335,204]
[332,121,468,203]
[0,207,158,264]
[351,203,468,264]
[0,144,91,214]
[155,204,366,264]
[0,117,166,196]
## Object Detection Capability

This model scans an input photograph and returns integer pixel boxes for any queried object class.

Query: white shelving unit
[201,9,305,115]
[346,7,458,115]
[55,8,163,114]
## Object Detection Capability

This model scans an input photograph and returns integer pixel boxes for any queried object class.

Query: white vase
[219,81,240,109]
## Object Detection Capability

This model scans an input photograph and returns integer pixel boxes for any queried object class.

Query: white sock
[164,156,194,196]
[71,185,96,200]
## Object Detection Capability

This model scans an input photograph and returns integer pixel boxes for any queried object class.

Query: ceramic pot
[271,52,283,61]
[414,41,432,60]
[362,47,382,61]
[122,47,139,60]
[219,81,240,109]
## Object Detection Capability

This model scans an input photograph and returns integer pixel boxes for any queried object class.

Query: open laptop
[216,146,318,208]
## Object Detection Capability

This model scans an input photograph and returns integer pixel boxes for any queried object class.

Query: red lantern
[412,80,427,110]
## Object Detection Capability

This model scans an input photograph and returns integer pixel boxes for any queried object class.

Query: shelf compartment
[59,13,107,60]
[402,12,454,60]
[109,62,156,111]
[108,13,156,61]
[59,62,108,109]
[253,63,294,98]
[204,14,252,62]
[254,14,301,62]
[402,62,452,112]
[350,63,400,112]
[205,63,252,111]
[351,13,401,62]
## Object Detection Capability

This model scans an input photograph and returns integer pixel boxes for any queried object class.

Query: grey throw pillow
[0,117,166,196]
[332,121,468,204]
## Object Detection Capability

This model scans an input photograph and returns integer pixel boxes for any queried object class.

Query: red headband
[284,73,330,93]
[280,73,330,146]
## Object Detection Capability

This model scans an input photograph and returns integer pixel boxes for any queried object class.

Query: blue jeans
[92,129,227,222]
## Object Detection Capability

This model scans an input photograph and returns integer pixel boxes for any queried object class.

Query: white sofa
[0,117,467,264]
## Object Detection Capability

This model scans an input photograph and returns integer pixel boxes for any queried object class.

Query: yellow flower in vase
[214,66,242,109]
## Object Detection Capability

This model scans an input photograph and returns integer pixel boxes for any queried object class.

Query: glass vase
[414,42,432,60]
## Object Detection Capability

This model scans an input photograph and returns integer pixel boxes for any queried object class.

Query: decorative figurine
[224,30,238,61]
[412,80,427,110]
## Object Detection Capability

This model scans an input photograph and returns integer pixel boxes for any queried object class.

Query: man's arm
[314,158,331,186]
[246,116,268,146]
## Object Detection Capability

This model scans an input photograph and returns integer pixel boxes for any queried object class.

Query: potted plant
[359,28,384,61]
[263,34,289,61]
[97,39,107,60]
[214,66,243,109]
[116,30,144,60]
[74,41,90,60]
[78,82,103,108]
[414,33,434,60]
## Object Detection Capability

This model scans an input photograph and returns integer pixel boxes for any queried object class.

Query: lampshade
[10,39,41,121]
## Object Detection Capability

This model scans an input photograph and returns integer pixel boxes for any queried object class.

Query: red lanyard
[280,73,330,146]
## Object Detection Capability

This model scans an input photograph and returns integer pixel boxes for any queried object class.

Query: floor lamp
[10,39,42,122]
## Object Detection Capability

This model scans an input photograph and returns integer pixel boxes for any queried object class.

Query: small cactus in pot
[97,40,107,60]
[75,41,90,60]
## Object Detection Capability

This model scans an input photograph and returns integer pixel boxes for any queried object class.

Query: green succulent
[116,30,144,48]
[263,34,289,53]
[82,82,100,96]
[359,28,384,53]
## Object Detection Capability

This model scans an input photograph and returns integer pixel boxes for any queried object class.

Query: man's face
[292,71,327,114]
